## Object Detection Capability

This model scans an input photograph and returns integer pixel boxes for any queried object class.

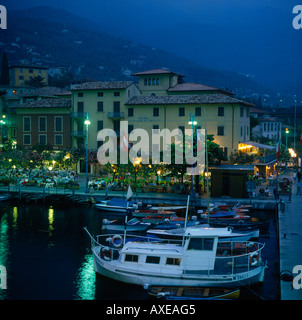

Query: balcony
[107,112,124,119]
[71,112,88,119]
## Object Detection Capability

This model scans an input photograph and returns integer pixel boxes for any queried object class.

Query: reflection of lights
[74,253,95,300]
[48,208,54,234]
[12,207,18,229]
[288,148,297,158]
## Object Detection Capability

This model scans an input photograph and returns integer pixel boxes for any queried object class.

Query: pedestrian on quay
[288,184,292,201]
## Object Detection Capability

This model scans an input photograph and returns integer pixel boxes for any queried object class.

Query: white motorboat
[84,226,266,288]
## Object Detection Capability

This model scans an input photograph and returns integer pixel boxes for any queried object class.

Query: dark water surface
[0,202,279,300]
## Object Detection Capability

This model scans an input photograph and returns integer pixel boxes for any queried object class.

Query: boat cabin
[120,227,226,272]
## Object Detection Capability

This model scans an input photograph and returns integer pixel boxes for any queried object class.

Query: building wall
[16,108,71,149]
[9,67,48,87]
[71,83,140,149]
[137,74,179,96]
[126,103,250,156]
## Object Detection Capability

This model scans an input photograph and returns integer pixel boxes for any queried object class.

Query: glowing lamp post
[85,118,91,193]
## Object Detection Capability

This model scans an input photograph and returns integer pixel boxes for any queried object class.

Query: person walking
[288,184,292,201]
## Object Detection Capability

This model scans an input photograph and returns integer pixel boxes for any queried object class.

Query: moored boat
[141,214,185,224]
[84,226,266,288]
[94,198,138,213]
[133,209,175,218]
[102,218,151,232]
[147,226,259,242]
[147,285,240,300]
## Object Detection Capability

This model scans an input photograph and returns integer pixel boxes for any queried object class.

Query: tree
[229,150,255,165]
[0,52,9,85]
[25,75,46,88]
[207,135,228,165]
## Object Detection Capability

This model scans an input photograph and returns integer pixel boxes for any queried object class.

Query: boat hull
[103,224,150,232]
[92,247,265,288]
[148,286,240,300]
[94,204,133,213]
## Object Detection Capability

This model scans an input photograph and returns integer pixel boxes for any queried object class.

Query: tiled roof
[168,83,233,95]
[131,69,184,77]
[9,65,48,70]
[126,94,254,106]
[249,107,269,114]
[71,81,134,90]
[21,86,71,97]
[168,83,218,92]
[14,98,71,109]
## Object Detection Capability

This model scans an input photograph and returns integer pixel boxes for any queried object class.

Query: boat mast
[182,195,190,246]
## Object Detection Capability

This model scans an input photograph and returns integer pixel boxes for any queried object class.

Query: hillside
[1,7,274,98]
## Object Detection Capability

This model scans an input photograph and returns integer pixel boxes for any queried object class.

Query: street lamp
[84,118,91,193]
[285,128,289,169]
[285,128,289,150]
[188,114,198,197]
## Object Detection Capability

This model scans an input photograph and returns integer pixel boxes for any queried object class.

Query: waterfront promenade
[278,171,302,300]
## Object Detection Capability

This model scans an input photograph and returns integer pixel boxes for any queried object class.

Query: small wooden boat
[102,218,151,232]
[147,285,240,300]
[94,198,137,213]
[141,214,185,224]
[150,205,187,212]
[133,209,175,218]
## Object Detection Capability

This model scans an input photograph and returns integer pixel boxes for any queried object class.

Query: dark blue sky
[2,0,301,93]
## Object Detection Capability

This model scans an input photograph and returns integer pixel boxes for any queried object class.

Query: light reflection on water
[74,251,96,300]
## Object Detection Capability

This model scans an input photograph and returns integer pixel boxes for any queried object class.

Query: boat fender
[197,210,203,214]
[164,218,170,224]
[111,235,123,248]
[191,215,197,221]
[238,220,245,225]
[143,283,150,290]
[100,246,112,261]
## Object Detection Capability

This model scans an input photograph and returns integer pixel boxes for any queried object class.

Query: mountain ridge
[1,7,275,100]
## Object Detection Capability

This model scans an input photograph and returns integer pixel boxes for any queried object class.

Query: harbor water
[0,202,279,300]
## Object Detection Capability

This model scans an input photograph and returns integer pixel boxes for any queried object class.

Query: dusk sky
[1,0,301,93]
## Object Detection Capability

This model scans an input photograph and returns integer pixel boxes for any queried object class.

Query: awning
[239,141,275,150]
